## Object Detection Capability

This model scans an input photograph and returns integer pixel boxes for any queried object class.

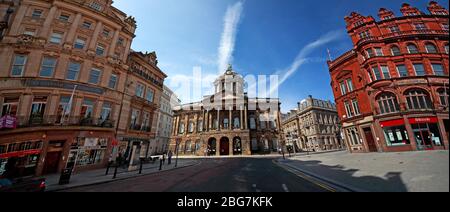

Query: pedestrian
[168,150,173,165]
[162,154,166,164]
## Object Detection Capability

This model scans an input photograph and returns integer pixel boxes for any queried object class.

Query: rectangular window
[396,65,409,77]
[431,64,445,76]
[100,102,112,121]
[117,38,124,46]
[389,26,400,33]
[372,67,382,80]
[23,29,36,36]
[414,23,427,30]
[89,2,103,11]
[346,79,354,92]
[59,14,70,22]
[381,65,391,79]
[74,38,86,49]
[442,23,449,31]
[88,69,101,84]
[11,55,27,76]
[108,74,117,89]
[344,101,353,118]
[96,44,105,56]
[135,83,145,98]
[146,88,154,102]
[30,96,47,120]
[50,32,63,44]
[375,48,383,56]
[413,63,426,76]
[80,99,94,118]
[39,57,57,77]
[31,9,43,18]
[383,126,410,146]
[102,29,110,37]
[340,82,347,95]
[352,99,361,116]
[1,97,19,116]
[82,21,92,29]
[66,62,81,80]
[366,49,375,58]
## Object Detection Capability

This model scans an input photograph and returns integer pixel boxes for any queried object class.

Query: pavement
[44,159,199,192]
[276,150,449,192]
[57,158,331,192]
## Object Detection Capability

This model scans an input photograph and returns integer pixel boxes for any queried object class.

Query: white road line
[282,184,290,192]
[252,184,257,188]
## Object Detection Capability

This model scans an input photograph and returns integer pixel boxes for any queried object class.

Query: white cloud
[218,1,244,73]
[268,30,346,96]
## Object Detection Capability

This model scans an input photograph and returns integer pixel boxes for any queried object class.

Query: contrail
[218,1,244,73]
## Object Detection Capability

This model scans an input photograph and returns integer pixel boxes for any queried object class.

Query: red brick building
[328,2,449,153]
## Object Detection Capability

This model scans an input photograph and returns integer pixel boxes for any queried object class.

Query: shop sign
[409,117,438,124]
[0,115,17,129]
[0,149,41,159]
[380,119,405,128]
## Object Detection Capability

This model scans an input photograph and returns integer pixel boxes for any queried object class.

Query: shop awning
[0,149,42,159]
[380,119,405,128]
[409,117,438,124]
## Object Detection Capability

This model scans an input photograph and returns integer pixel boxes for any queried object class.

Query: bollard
[139,159,143,174]
[159,158,163,171]
[113,164,118,179]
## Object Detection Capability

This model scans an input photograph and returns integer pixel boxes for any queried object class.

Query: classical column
[39,5,58,38]
[172,117,177,136]
[8,4,29,36]
[202,110,206,132]
[184,115,189,134]
[65,13,82,44]
[217,107,220,131]
[208,110,212,131]
[88,21,103,51]
[108,30,120,57]
[240,106,244,130]
[244,105,248,130]
[195,113,199,133]
[229,107,232,130]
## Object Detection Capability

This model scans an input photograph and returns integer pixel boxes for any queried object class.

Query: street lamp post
[175,139,180,168]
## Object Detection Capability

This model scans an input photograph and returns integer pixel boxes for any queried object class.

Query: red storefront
[379,117,445,152]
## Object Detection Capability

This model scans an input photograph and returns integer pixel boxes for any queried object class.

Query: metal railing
[9,115,115,129]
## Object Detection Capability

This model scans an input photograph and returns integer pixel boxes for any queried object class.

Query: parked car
[0,177,46,192]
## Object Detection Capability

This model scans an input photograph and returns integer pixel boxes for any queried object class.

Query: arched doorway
[207,138,216,156]
[233,137,242,155]
[220,137,230,156]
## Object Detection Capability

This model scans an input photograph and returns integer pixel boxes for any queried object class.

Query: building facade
[0,0,165,178]
[169,66,282,156]
[150,85,178,155]
[282,96,344,152]
[328,2,449,153]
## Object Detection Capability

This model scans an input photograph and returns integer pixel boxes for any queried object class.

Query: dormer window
[389,25,400,33]
[89,2,103,11]
[414,23,427,30]
[358,30,371,39]
[354,20,364,27]
[383,15,393,20]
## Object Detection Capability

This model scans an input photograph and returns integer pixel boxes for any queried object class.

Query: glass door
[413,123,435,150]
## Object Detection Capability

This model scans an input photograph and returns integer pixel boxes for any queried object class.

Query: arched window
[376,93,400,114]
[405,89,433,110]
[407,44,419,54]
[194,140,201,153]
[213,118,218,130]
[437,88,449,107]
[391,46,401,56]
[425,43,438,53]
[179,123,185,134]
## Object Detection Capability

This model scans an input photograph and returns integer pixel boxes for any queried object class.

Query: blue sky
[113,0,449,113]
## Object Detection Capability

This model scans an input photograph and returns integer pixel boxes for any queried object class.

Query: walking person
[162,153,166,165]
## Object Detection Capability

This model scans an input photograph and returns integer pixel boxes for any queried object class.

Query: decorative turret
[400,3,423,16]
[428,1,449,15]
[344,12,375,30]
[378,8,395,20]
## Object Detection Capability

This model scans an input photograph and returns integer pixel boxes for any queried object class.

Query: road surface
[61,158,329,192]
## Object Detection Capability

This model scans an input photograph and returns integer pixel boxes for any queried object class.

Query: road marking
[272,160,337,192]
[282,184,290,192]
[252,184,257,188]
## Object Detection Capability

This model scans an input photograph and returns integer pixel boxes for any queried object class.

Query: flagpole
[62,85,77,124]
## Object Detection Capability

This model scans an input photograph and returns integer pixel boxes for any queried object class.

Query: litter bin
[59,168,73,185]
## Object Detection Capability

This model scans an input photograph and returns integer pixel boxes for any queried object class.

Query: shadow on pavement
[285,160,408,192]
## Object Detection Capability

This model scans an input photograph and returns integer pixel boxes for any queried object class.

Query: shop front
[66,137,111,172]
[409,117,444,151]
[0,140,43,179]
[118,137,150,169]
[380,119,412,152]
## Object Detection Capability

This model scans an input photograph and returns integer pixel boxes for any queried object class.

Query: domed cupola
[213,64,245,95]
